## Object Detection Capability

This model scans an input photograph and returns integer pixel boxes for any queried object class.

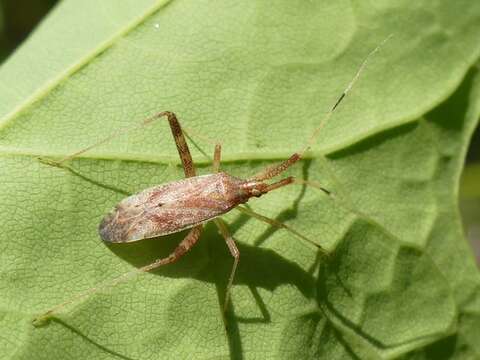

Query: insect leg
[235,206,328,255]
[182,127,222,172]
[33,225,203,325]
[212,144,222,173]
[213,218,239,313]
[159,112,196,178]
[139,225,203,271]
[40,111,196,177]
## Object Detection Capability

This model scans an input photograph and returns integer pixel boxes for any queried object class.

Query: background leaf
[1,1,480,359]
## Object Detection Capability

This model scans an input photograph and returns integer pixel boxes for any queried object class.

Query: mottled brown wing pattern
[99,173,248,243]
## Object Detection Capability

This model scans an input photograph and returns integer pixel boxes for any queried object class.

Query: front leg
[161,111,196,178]
[213,218,239,313]
[39,111,197,178]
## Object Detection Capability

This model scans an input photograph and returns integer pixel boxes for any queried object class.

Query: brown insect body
[99,173,268,243]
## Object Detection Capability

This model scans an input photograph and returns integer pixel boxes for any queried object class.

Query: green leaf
[1,1,480,359]
[461,164,480,198]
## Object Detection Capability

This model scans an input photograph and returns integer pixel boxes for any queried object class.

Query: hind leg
[213,218,239,313]
[34,225,203,325]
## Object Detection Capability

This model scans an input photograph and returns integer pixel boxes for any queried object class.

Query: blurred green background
[0,0,58,62]
[1,0,479,264]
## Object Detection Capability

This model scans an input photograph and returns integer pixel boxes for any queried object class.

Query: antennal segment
[299,34,394,157]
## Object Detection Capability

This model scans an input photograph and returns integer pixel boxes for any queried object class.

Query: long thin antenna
[299,34,393,157]
[249,35,393,182]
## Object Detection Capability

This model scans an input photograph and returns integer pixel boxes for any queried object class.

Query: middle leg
[235,205,328,255]
[182,126,222,173]
[213,218,239,312]
[212,144,221,173]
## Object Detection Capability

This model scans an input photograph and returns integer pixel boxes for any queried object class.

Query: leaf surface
[1,1,480,359]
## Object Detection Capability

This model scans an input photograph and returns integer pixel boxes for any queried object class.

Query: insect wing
[99,173,244,242]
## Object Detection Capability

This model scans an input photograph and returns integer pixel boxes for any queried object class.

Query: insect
[33,38,390,326]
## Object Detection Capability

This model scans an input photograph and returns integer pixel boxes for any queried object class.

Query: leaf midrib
[0,117,423,164]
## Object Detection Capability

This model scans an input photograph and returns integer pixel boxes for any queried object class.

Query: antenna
[249,34,393,182]
[299,34,394,157]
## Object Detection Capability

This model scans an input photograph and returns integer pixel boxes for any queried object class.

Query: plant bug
[33,36,391,326]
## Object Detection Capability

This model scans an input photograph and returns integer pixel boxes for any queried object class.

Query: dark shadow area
[37,154,323,360]
[107,223,316,298]
[327,120,419,161]
[235,286,271,324]
[50,318,137,360]
[422,333,457,359]
[104,220,317,360]
[0,0,59,62]
[425,66,474,134]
